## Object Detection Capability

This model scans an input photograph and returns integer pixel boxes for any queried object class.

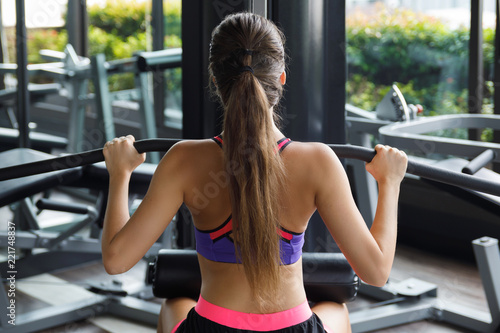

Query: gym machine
[0,46,183,270]
[1,139,500,332]
[32,44,182,160]
[347,86,500,247]
[0,62,67,153]
[345,85,500,331]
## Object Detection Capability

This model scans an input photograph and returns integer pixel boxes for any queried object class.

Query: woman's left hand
[103,135,146,178]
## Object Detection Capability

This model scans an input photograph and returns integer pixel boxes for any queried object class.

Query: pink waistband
[194,296,313,331]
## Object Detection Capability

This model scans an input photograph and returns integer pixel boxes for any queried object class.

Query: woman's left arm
[101,135,185,274]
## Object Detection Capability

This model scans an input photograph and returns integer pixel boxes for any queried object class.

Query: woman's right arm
[313,143,407,287]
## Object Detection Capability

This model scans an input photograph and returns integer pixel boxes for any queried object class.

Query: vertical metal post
[181,1,202,138]
[0,3,5,90]
[471,237,500,327]
[67,79,88,152]
[136,71,160,163]
[67,0,88,57]
[469,0,484,141]
[271,0,346,252]
[324,0,346,144]
[494,0,500,172]
[181,0,250,139]
[91,54,116,144]
[152,0,165,130]
[16,0,29,148]
[267,0,279,21]
[271,0,345,144]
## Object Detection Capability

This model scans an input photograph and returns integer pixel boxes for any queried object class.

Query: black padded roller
[0,139,499,197]
[146,249,359,304]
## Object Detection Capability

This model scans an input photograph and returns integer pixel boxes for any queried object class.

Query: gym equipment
[0,149,171,332]
[346,94,500,331]
[349,236,500,332]
[91,48,182,164]
[0,148,166,256]
[2,140,500,332]
[375,84,411,122]
[347,99,500,235]
[147,250,359,304]
[379,113,500,163]
[0,62,68,153]
[1,139,499,196]
[22,45,182,156]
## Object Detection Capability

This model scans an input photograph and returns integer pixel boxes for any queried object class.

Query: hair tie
[239,66,254,74]
[244,49,253,55]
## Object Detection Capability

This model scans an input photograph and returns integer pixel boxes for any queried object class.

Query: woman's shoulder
[156,138,222,172]
[284,140,344,178]
[285,140,338,161]
[166,138,221,157]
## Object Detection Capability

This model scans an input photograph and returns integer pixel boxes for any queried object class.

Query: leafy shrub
[87,0,181,60]
[87,0,182,92]
[88,0,147,40]
[347,2,495,127]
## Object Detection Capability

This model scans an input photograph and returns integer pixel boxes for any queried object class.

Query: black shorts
[174,307,328,333]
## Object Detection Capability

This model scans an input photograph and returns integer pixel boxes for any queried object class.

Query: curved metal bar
[379,114,500,163]
[0,139,499,197]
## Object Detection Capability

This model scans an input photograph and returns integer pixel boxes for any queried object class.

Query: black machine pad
[147,249,359,304]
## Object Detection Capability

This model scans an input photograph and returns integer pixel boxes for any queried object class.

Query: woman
[101,12,407,333]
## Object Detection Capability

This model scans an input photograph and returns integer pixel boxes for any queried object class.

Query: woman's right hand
[365,144,408,185]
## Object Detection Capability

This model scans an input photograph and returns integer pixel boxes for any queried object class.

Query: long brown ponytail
[209,13,287,309]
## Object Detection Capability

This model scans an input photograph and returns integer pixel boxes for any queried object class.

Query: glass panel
[2,0,68,68]
[164,0,182,131]
[346,0,497,142]
[347,1,466,116]
[88,0,152,92]
[0,0,68,131]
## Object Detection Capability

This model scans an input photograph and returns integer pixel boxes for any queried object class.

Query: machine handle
[462,149,496,175]
[0,139,499,197]
[36,198,90,215]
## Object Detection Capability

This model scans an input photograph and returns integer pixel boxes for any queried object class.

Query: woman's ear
[280,71,286,85]
[212,77,217,87]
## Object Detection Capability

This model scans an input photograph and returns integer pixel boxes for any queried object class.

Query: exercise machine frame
[1,139,500,332]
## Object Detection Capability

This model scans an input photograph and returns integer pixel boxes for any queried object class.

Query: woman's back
[180,137,326,313]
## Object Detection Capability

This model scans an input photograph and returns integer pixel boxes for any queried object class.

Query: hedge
[346,4,495,141]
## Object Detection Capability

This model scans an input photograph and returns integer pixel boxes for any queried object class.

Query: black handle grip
[36,198,89,215]
[0,139,499,197]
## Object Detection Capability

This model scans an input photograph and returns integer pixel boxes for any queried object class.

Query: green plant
[87,0,182,92]
[347,4,472,90]
[346,3,495,142]
[88,0,148,40]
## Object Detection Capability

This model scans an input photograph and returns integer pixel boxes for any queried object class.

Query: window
[346,0,496,141]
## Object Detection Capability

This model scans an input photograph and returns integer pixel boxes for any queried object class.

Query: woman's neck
[271,122,285,141]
